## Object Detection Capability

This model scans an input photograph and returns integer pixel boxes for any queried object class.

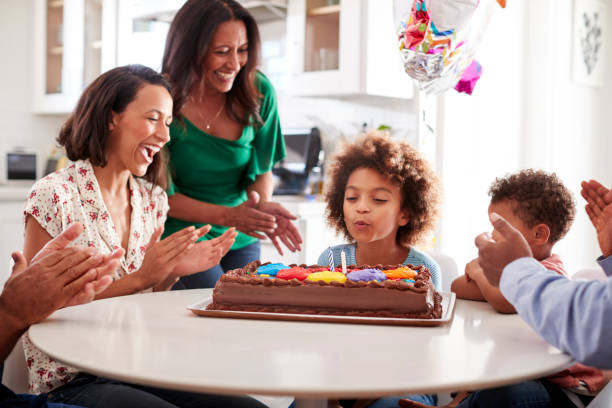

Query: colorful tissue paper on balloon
[395,0,505,95]
[455,60,482,95]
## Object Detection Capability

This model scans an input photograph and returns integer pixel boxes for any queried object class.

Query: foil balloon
[394,0,505,95]
[427,0,479,32]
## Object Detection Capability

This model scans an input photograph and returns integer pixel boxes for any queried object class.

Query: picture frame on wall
[572,0,606,87]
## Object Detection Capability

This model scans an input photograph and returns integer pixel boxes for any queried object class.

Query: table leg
[294,398,327,408]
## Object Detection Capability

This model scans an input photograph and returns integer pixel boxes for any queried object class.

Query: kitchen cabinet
[116,0,286,70]
[285,0,414,98]
[0,189,29,288]
[115,0,185,69]
[259,196,343,265]
[32,0,118,114]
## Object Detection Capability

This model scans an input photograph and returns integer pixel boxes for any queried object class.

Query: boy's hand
[475,212,532,287]
[581,179,612,258]
[464,258,483,282]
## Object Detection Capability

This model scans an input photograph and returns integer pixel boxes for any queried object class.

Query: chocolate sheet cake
[206,261,443,319]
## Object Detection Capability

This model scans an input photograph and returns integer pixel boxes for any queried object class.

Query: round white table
[29,289,573,407]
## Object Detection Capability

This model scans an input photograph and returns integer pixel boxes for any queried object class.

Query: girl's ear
[533,223,550,245]
[398,210,409,227]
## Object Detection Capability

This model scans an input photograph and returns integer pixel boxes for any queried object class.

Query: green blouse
[164,72,285,250]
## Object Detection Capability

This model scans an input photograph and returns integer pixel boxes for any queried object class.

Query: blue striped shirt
[317,243,442,291]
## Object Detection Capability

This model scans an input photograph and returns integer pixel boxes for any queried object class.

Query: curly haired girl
[316,131,442,291]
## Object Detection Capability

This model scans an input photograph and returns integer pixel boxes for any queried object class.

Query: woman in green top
[161,0,302,288]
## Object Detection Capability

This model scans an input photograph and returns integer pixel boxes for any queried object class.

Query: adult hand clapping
[226,191,278,239]
[475,212,532,287]
[581,179,612,258]
[0,222,122,360]
[230,190,303,255]
[257,200,303,255]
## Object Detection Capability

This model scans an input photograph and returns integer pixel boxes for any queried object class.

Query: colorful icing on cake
[383,266,417,280]
[276,267,311,281]
[306,271,347,284]
[347,268,387,282]
[256,263,289,276]
[206,261,442,319]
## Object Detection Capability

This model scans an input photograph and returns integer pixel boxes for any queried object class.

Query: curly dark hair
[489,169,575,244]
[324,131,441,246]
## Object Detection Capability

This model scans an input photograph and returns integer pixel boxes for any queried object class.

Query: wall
[436,0,611,275]
[524,0,608,274]
[0,0,67,169]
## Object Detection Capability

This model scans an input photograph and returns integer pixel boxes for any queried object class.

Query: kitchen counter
[0,186,29,287]
[273,194,326,214]
[0,184,32,201]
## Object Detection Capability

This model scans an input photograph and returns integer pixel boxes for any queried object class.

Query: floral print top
[22,159,168,393]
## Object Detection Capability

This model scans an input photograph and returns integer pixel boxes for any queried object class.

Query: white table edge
[28,290,576,399]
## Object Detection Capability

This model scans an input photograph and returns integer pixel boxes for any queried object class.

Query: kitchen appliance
[0,149,38,184]
[273,127,322,195]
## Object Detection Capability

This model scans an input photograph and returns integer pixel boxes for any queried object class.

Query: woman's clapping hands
[226,191,277,239]
[228,191,302,255]
[136,225,201,291]
[581,179,612,258]
[257,200,302,255]
[137,224,237,291]
[1,223,122,330]
[172,227,237,276]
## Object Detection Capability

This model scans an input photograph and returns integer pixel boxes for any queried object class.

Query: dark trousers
[47,373,266,408]
[173,241,261,289]
[1,383,83,407]
[457,379,593,408]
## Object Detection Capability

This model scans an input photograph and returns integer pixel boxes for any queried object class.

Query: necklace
[202,101,224,131]
[190,96,225,131]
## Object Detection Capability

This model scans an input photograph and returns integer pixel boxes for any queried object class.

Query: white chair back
[571,267,607,282]
[1,336,28,394]
[427,252,459,292]
[587,380,612,408]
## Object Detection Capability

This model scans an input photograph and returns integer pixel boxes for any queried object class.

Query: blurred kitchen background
[1,0,611,285]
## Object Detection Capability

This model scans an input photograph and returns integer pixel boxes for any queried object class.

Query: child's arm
[450,270,486,301]
[468,259,517,314]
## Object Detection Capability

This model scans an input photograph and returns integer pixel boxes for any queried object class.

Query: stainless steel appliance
[0,149,38,184]
[273,127,322,195]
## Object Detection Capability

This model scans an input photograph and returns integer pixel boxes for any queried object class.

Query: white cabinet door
[286,0,361,96]
[285,0,413,98]
[33,0,118,114]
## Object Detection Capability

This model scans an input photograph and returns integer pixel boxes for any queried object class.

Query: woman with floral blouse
[21,64,264,407]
